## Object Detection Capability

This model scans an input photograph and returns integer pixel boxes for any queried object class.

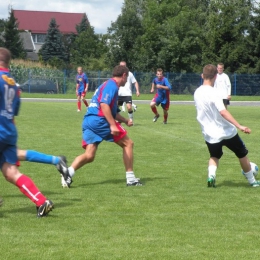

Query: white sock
[244,170,256,184]
[208,165,217,178]
[68,167,75,177]
[126,171,135,183]
[128,112,133,120]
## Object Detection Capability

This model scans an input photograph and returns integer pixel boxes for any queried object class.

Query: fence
[9,67,260,96]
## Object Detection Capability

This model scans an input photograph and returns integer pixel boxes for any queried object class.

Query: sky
[0,0,124,34]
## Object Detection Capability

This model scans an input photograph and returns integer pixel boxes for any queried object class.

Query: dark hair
[112,65,129,77]
[203,64,217,80]
[157,68,163,73]
[0,47,11,67]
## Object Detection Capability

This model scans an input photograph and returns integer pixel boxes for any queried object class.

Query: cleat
[153,114,160,122]
[37,199,54,217]
[0,197,3,207]
[133,105,137,112]
[127,180,142,186]
[77,109,81,112]
[163,121,167,124]
[250,181,260,187]
[56,156,72,188]
[207,176,216,188]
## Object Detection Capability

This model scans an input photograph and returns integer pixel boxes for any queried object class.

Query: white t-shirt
[214,73,231,99]
[118,71,137,96]
[194,85,237,143]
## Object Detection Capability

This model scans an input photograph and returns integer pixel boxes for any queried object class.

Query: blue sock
[25,150,60,165]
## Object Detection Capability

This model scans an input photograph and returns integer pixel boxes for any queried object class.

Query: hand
[239,125,251,134]
[110,125,120,136]
[126,119,133,127]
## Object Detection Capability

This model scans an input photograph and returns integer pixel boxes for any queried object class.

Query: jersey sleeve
[164,78,172,90]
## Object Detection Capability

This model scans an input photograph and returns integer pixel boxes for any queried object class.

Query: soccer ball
[242,162,259,177]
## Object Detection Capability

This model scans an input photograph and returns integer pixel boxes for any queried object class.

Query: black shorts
[206,134,248,159]
[223,99,230,105]
[118,96,133,106]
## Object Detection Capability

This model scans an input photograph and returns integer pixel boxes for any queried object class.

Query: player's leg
[125,97,134,123]
[81,92,88,107]
[150,100,160,122]
[132,102,137,112]
[225,134,260,187]
[162,100,170,124]
[1,157,54,217]
[115,127,142,186]
[77,94,81,111]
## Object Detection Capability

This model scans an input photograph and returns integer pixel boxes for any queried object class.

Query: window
[32,34,46,43]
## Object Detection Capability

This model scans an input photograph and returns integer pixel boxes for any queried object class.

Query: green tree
[76,14,90,34]
[3,10,26,59]
[40,18,66,67]
[70,26,108,70]
[106,0,145,70]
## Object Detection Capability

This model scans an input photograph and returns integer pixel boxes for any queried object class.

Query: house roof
[19,31,34,51]
[13,10,85,34]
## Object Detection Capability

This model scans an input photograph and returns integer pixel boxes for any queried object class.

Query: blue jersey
[0,68,20,145]
[152,77,171,104]
[76,73,89,93]
[86,79,120,119]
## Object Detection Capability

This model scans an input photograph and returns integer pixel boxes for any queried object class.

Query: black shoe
[153,114,160,122]
[56,156,72,188]
[37,199,54,218]
[127,180,143,186]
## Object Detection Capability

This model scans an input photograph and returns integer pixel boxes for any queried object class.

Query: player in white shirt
[214,63,231,109]
[194,64,260,188]
[118,61,140,124]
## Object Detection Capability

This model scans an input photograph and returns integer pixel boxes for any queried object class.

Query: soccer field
[1,102,260,259]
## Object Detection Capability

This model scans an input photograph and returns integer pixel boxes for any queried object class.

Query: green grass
[20,92,260,101]
[1,102,260,259]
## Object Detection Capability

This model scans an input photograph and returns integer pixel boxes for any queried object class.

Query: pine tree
[4,10,26,59]
[40,18,66,65]
[76,14,90,34]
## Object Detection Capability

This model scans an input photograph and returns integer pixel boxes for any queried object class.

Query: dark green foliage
[40,18,67,67]
[76,14,90,34]
[3,10,26,59]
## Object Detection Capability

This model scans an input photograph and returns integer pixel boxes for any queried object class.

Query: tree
[40,18,66,67]
[106,0,145,70]
[3,10,26,59]
[76,14,90,34]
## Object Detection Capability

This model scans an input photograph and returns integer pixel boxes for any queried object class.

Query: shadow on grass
[214,180,252,188]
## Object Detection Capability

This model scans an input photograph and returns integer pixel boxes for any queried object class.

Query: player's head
[0,47,11,68]
[77,67,83,74]
[217,63,224,74]
[119,61,127,67]
[156,68,164,80]
[202,64,217,80]
[113,65,129,86]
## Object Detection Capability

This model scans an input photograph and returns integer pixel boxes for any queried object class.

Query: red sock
[83,100,88,107]
[164,114,168,121]
[77,101,81,110]
[151,107,158,115]
[16,175,46,207]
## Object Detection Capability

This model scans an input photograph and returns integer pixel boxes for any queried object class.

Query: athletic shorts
[77,91,86,97]
[81,116,127,149]
[118,96,133,106]
[0,142,18,169]
[152,94,170,111]
[223,99,230,106]
[205,134,248,159]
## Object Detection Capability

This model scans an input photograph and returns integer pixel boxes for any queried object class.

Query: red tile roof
[13,10,85,34]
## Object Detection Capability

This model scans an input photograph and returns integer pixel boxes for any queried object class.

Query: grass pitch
[1,101,260,259]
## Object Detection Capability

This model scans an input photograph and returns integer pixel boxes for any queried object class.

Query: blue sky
[0,0,124,34]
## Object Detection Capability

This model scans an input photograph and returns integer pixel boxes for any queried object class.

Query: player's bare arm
[135,82,140,97]
[150,83,155,93]
[220,109,251,134]
[116,113,133,127]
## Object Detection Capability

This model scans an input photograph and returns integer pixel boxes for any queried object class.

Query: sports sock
[208,165,217,178]
[77,101,81,110]
[83,99,88,107]
[151,107,158,115]
[164,114,168,122]
[244,170,256,184]
[16,175,46,207]
[128,111,133,120]
[26,150,59,165]
[68,167,75,177]
[126,171,136,183]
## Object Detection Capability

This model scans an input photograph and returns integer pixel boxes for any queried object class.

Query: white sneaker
[77,109,81,112]
[61,175,69,188]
